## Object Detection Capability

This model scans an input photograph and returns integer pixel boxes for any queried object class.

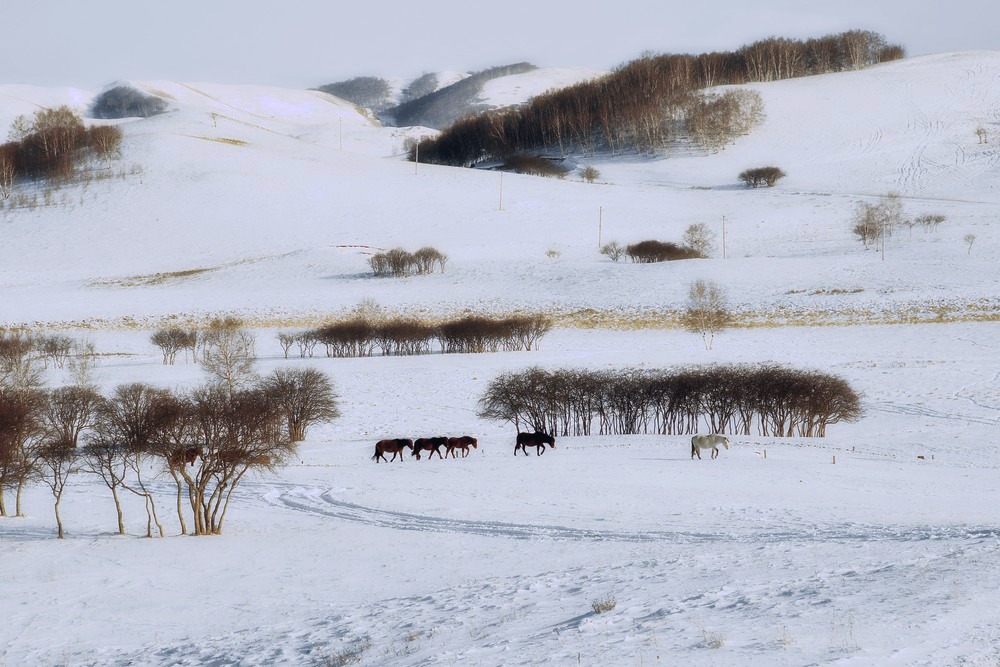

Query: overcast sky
[1,0,996,89]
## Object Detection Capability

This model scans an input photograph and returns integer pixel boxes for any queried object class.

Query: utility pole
[414,140,419,175]
[598,206,603,248]
[722,215,727,259]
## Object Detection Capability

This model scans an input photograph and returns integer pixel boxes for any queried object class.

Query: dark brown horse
[169,447,202,468]
[515,431,555,456]
[446,435,478,458]
[412,437,447,460]
[372,439,413,462]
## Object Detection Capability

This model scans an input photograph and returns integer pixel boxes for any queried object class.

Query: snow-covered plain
[2,52,1000,666]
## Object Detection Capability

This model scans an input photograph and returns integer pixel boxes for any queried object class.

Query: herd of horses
[372,431,558,462]
[372,435,479,462]
[373,433,731,462]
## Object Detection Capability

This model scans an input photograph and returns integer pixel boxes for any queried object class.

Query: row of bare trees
[477,365,862,439]
[411,30,902,166]
[279,314,553,359]
[1,107,123,193]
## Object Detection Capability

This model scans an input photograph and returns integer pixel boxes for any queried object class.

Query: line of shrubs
[369,247,447,277]
[477,365,863,438]
[279,314,553,358]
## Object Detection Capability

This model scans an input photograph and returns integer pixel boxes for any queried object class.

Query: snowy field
[3,51,1000,666]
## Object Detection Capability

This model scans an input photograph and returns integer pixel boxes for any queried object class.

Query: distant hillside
[385,62,537,129]
[413,30,905,166]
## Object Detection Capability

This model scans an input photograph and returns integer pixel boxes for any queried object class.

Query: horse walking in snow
[691,434,730,460]
[515,431,555,456]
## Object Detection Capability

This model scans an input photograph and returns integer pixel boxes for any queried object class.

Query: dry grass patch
[90,267,216,288]
[194,136,249,146]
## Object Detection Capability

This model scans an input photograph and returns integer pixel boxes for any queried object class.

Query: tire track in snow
[265,485,999,545]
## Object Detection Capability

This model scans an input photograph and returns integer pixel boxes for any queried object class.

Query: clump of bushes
[281,313,551,358]
[478,365,863,438]
[738,166,786,188]
[600,241,626,261]
[369,247,447,277]
[500,155,569,178]
[90,86,168,119]
[1,107,124,186]
[626,240,703,263]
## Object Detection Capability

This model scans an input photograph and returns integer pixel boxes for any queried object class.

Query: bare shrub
[852,194,904,248]
[150,328,188,365]
[502,154,569,178]
[915,213,945,232]
[277,333,295,359]
[592,595,617,614]
[626,240,703,263]
[681,280,731,350]
[738,166,786,188]
[0,143,15,199]
[964,233,976,254]
[87,125,123,166]
[413,246,447,274]
[600,241,626,261]
[40,334,73,369]
[580,166,600,183]
[682,223,717,257]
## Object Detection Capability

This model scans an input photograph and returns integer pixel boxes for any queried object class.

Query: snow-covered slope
[1,53,998,328]
[478,66,605,108]
[3,52,1000,667]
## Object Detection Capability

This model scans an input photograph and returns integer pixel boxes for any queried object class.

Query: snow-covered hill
[1,53,998,328]
[3,52,1000,666]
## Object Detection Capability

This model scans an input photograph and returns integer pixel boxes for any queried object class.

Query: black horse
[412,436,447,460]
[514,431,555,456]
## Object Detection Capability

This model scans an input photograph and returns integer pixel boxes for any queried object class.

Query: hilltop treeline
[478,365,863,438]
[90,86,168,119]
[411,30,902,166]
[282,314,552,358]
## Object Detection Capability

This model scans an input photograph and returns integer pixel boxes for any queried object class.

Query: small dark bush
[625,240,703,263]
[90,86,168,119]
[738,166,786,188]
[501,155,569,179]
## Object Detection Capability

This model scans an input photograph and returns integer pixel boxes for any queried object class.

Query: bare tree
[43,385,101,448]
[201,319,257,397]
[581,166,600,183]
[681,280,732,350]
[264,368,340,442]
[0,144,15,199]
[600,241,626,261]
[682,223,717,257]
[277,333,295,359]
[37,438,76,538]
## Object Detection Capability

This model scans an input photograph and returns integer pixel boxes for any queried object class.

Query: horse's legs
[693,447,701,460]
[711,447,718,460]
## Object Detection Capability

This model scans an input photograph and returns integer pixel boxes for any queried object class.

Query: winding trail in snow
[264,485,999,545]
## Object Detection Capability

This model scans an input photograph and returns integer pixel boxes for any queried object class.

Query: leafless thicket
[626,240,704,263]
[681,280,732,349]
[369,246,447,277]
[90,86,168,119]
[478,365,862,439]
[284,314,552,358]
[738,166,786,188]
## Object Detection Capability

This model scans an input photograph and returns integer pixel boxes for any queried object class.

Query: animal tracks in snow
[265,485,998,545]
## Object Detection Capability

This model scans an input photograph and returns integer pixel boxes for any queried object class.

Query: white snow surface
[478,67,606,109]
[2,52,1000,666]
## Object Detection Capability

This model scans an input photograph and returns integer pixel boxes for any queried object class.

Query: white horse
[691,434,730,460]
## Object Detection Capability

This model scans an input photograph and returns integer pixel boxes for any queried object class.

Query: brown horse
[446,435,478,458]
[515,431,555,456]
[169,447,201,468]
[372,439,413,462]
[412,437,447,460]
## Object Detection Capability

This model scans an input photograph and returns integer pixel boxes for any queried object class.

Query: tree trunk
[16,478,25,516]
[170,470,188,535]
[54,496,64,539]
[112,486,125,534]
[0,490,7,516]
